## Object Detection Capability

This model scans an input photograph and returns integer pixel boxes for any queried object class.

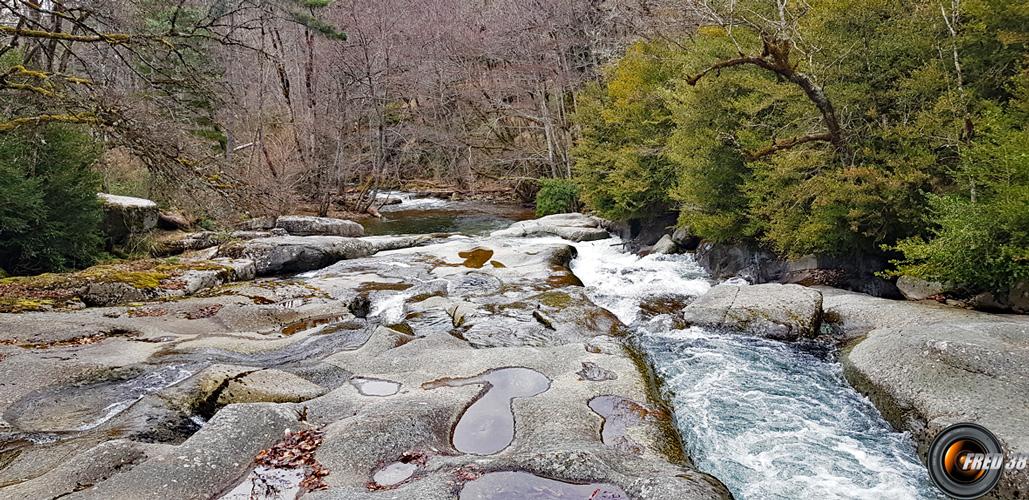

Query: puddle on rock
[457,248,494,268]
[423,367,550,455]
[351,377,401,396]
[459,471,629,499]
[372,461,418,486]
[588,395,663,455]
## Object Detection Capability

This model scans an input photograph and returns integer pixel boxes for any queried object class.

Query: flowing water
[569,238,942,499]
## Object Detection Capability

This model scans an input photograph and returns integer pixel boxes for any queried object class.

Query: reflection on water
[361,204,534,236]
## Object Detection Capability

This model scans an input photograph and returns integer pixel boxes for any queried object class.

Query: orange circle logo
[927,423,1004,499]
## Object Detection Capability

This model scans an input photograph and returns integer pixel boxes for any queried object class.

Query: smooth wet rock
[98,193,159,245]
[372,461,417,486]
[0,228,732,500]
[68,404,299,499]
[589,395,661,454]
[491,213,609,242]
[895,276,948,301]
[218,236,376,275]
[276,215,364,237]
[682,284,823,340]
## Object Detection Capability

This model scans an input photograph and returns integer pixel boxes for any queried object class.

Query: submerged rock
[491,212,609,242]
[681,284,823,340]
[276,215,364,237]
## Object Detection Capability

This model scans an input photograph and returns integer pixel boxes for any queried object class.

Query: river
[568,238,941,499]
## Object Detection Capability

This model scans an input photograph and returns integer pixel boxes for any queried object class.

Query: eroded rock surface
[0,230,729,500]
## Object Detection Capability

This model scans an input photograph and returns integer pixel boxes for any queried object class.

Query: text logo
[927,423,1009,499]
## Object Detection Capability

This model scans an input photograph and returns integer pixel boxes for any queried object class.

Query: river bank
[0,204,1025,499]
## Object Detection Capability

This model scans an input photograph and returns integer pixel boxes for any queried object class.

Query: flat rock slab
[682,283,823,340]
[276,215,365,237]
[491,212,610,242]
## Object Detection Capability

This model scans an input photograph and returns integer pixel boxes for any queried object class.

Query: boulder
[152,230,223,256]
[694,241,785,284]
[237,216,277,231]
[895,276,947,301]
[671,227,700,251]
[217,235,376,275]
[492,213,609,242]
[98,193,159,245]
[275,215,364,237]
[157,211,191,230]
[649,234,678,255]
[196,366,327,406]
[1008,280,1029,313]
[682,283,823,340]
[362,234,433,252]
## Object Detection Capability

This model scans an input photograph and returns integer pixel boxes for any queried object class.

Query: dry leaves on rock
[254,428,329,492]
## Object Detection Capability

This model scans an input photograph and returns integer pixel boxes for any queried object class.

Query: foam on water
[569,239,941,499]
[569,237,710,324]
[374,191,450,211]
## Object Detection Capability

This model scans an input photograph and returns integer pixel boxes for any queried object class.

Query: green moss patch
[0,258,233,313]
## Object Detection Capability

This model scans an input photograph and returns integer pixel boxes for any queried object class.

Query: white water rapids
[568,238,942,499]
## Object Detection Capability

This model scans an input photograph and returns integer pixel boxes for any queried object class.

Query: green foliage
[535,178,581,216]
[572,41,680,220]
[572,0,1029,294]
[0,125,106,276]
[890,87,1029,292]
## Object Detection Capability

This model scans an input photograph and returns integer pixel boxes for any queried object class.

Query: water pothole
[422,367,550,455]
[350,377,401,396]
